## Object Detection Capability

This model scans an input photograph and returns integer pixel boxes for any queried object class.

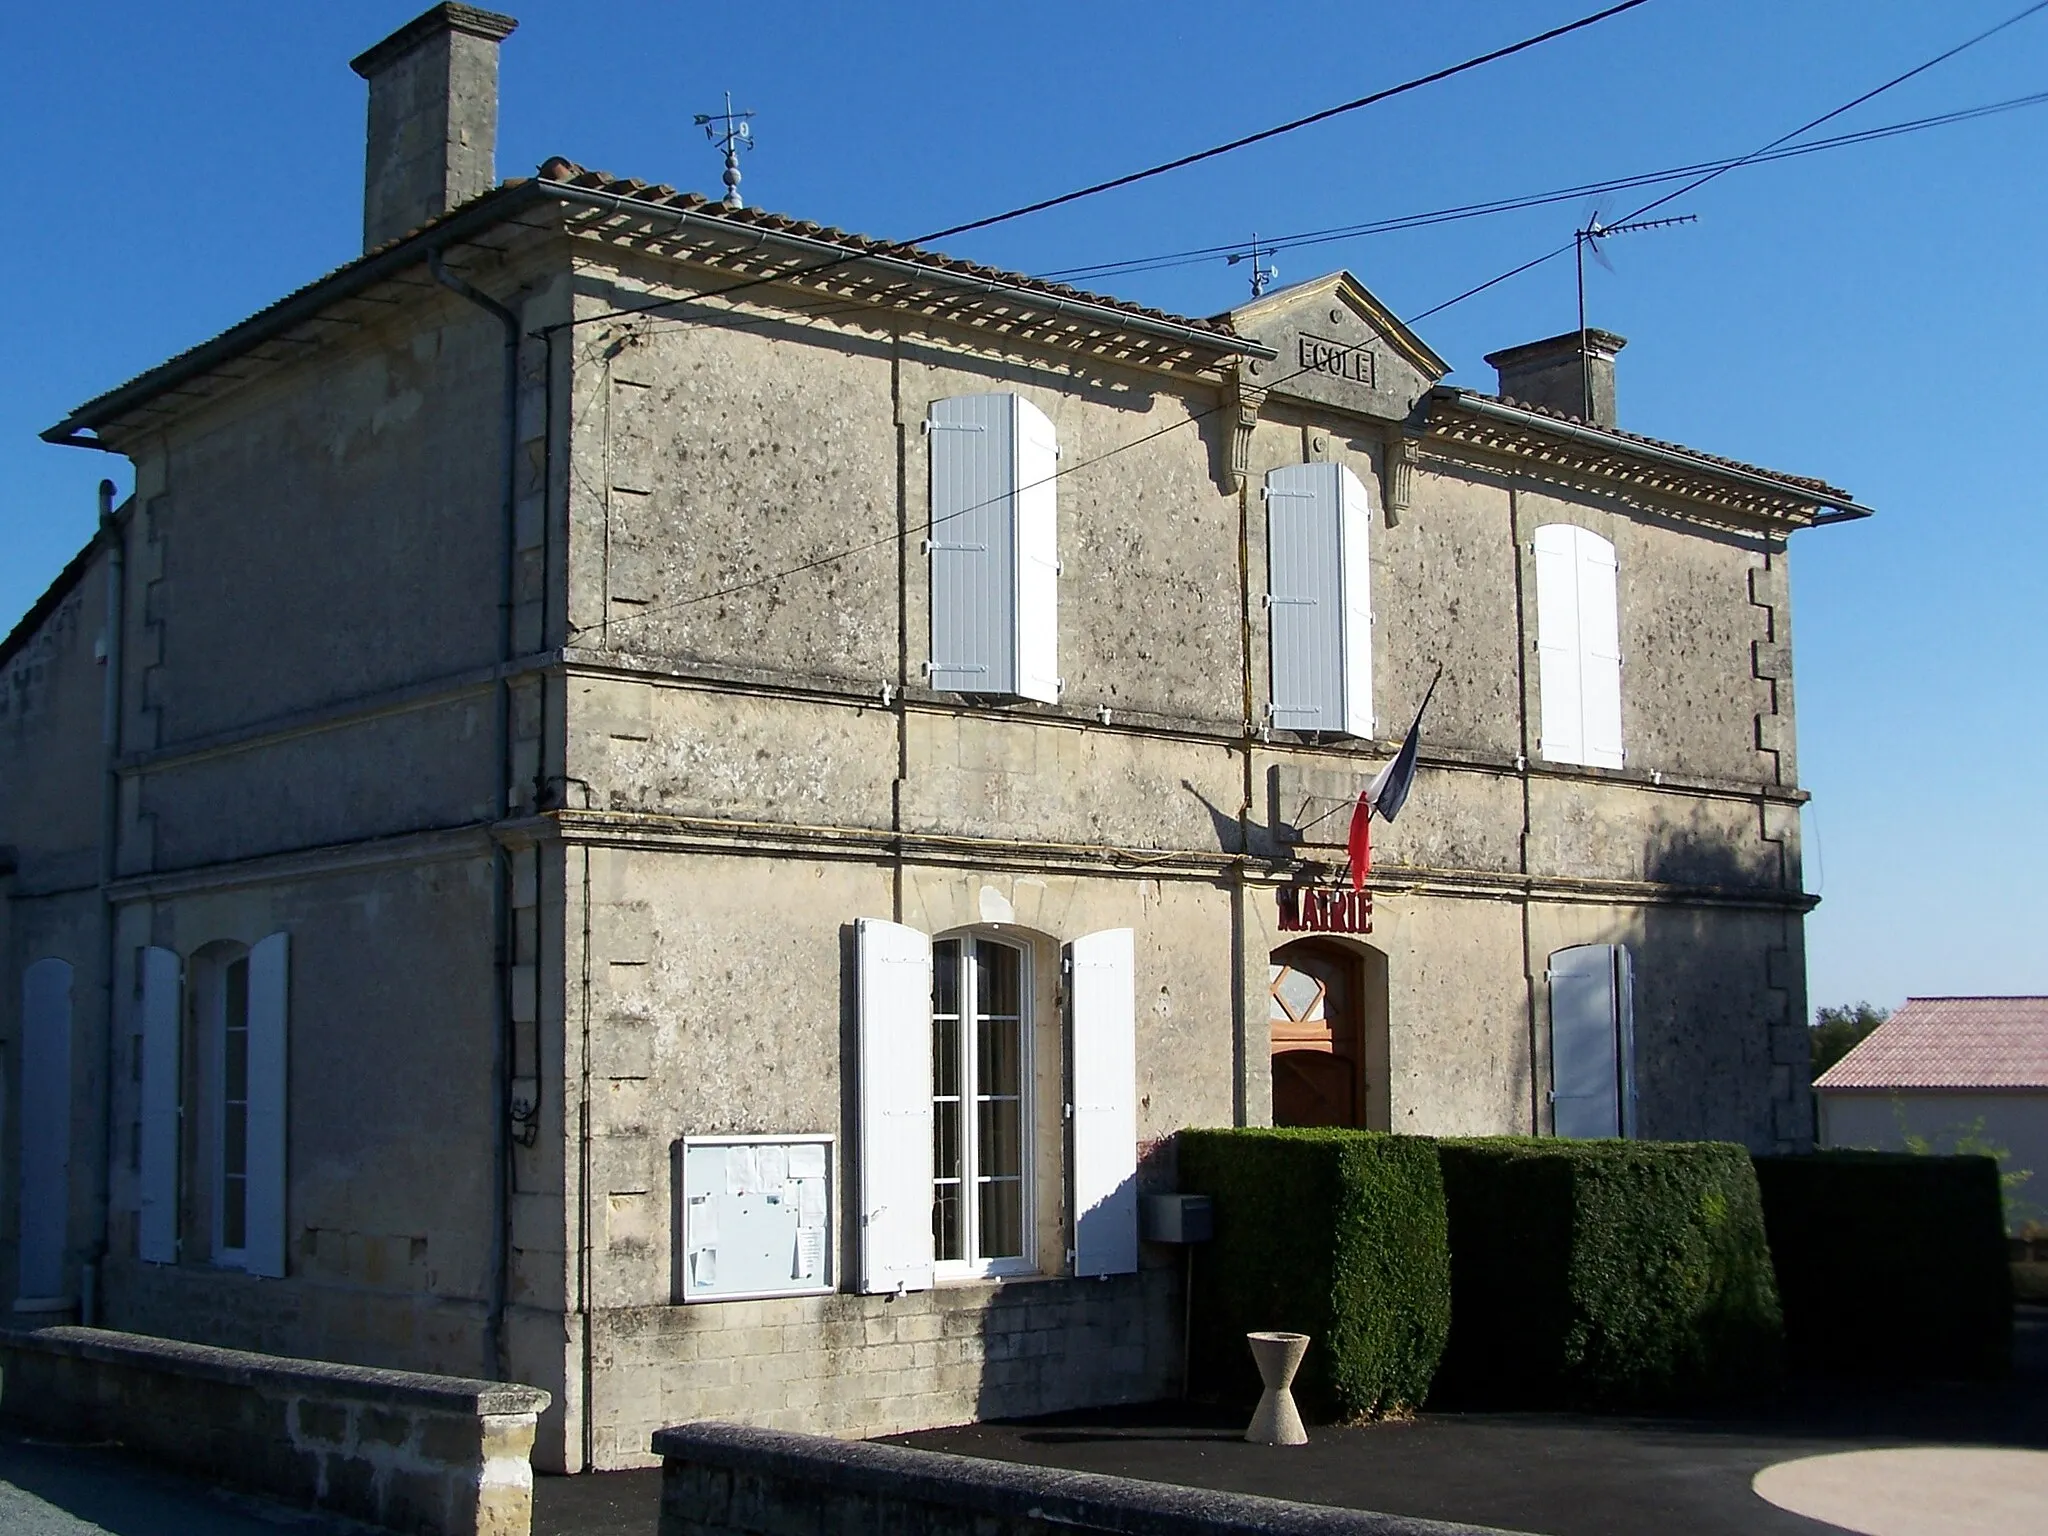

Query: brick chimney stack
[1483,330,1627,427]
[350,4,519,253]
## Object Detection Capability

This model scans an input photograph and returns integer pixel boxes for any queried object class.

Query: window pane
[932,1014,960,1102]
[223,1103,248,1177]
[224,959,249,1032]
[978,1178,1023,1260]
[933,1092,961,1181]
[976,1014,1021,1097]
[975,940,1019,1018]
[978,1096,1022,1178]
[223,1175,247,1252]
[933,1181,962,1262]
[224,1023,249,1103]
[932,940,961,1018]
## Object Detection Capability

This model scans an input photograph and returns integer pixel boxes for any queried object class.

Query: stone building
[1,5,1869,1472]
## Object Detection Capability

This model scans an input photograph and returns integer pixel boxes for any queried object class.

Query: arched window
[930,934,1033,1276]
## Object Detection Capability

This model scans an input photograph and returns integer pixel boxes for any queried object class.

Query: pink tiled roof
[1816,997,2048,1091]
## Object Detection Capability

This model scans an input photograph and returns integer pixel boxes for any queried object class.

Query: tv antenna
[1227,233,1280,299]
[1574,207,1696,412]
[694,92,755,209]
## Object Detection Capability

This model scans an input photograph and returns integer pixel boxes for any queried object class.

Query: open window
[1533,524,1624,768]
[926,393,1060,703]
[1548,943,1636,1138]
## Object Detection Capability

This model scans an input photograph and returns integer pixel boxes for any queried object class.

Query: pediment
[1225,271,1448,423]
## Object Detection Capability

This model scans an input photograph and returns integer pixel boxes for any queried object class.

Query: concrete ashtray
[1244,1331,1310,1445]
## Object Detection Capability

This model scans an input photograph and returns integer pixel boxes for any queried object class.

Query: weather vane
[693,91,755,209]
[1226,233,1281,299]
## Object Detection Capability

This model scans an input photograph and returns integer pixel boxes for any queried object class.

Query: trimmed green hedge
[1433,1138,1782,1408]
[1178,1128,1450,1419]
[1753,1151,2012,1380]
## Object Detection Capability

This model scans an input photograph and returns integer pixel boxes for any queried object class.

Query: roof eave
[1426,387,1876,525]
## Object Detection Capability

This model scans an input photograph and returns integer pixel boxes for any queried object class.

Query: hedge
[1752,1151,2011,1380]
[1432,1138,1782,1408]
[1178,1129,1450,1419]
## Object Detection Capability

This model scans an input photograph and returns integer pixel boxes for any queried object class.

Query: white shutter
[138,945,183,1264]
[1013,397,1061,704]
[856,918,934,1294]
[1266,464,1343,734]
[1534,524,1585,765]
[245,933,290,1278]
[1549,944,1621,1139]
[1068,927,1138,1278]
[19,959,74,1299]
[1577,532,1625,768]
[1338,464,1375,737]
[928,395,1017,695]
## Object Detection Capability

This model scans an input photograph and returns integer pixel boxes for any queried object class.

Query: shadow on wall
[1628,824,1803,1150]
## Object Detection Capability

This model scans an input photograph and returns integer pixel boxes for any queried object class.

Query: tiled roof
[49,160,1262,444]
[531,158,1248,349]
[1816,997,2048,1091]
[1484,392,1846,498]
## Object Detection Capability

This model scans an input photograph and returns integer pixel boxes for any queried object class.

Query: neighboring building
[1817,996,2048,1231]
[1,5,1867,1472]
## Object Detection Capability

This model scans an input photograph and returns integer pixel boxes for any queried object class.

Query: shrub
[1177,1128,1450,1419]
[1433,1138,1782,1408]
[1752,1151,2011,1380]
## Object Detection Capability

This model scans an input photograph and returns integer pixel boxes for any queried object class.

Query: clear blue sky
[3,1,2043,1015]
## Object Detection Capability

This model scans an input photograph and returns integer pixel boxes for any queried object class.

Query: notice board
[675,1135,834,1303]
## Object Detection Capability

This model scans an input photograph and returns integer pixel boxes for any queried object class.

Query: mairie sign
[1277,885,1372,934]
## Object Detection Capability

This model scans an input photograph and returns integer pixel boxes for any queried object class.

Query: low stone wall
[0,1325,549,1536]
[592,1269,1178,1467]
[654,1421,1532,1536]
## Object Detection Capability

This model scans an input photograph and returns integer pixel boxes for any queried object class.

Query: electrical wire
[583,2,2048,638]
[550,0,1659,337]
[1038,88,2048,285]
[910,0,1659,244]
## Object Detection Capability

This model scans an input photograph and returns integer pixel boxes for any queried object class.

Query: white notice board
[676,1135,834,1303]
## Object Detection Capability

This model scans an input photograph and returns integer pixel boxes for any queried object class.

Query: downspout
[430,251,519,1380]
[86,478,123,1326]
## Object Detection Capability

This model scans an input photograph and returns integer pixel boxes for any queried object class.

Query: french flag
[1348,667,1442,892]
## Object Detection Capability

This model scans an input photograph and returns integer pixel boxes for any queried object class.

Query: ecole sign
[1277,885,1372,935]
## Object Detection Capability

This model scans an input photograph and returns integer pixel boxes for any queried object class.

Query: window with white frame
[930,936,1031,1274]
[137,934,289,1276]
[1265,462,1373,737]
[852,918,1137,1295]
[926,393,1061,703]
[1533,523,1624,768]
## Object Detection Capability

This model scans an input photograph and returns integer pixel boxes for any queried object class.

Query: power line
[551,0,1659,337]
[584,4,2048,637]
[909,0,1660,244]
[1038,88,2048,286]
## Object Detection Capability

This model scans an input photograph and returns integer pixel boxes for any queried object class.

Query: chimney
[350,5,519,252]
[1483,329,1626,427]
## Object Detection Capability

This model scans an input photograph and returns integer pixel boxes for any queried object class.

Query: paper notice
[794,1227,824,1280]
[692,1247,717,1288]
[758,1144,790,1189]
[797,1178,827,1228]
[788,1143,827,1179]
[725,1146,760,1196]
[689,1197,718,1248]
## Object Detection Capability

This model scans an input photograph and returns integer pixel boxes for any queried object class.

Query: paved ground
[0,1429,371,1536]
[531,1306,2048,1536]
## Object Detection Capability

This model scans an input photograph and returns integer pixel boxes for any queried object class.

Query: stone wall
[652,1420,1520,1536]
[592,1270,1179,1470]
[0,1325,548,1536]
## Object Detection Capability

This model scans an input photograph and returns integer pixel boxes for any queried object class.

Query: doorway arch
[1268,939,1390,1130]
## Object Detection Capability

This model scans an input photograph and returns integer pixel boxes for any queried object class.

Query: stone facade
[0,4,1865,1478]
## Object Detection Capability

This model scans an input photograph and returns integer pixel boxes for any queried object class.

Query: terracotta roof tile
[1815,997,2048,1091]
[1482,391,1848,499]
